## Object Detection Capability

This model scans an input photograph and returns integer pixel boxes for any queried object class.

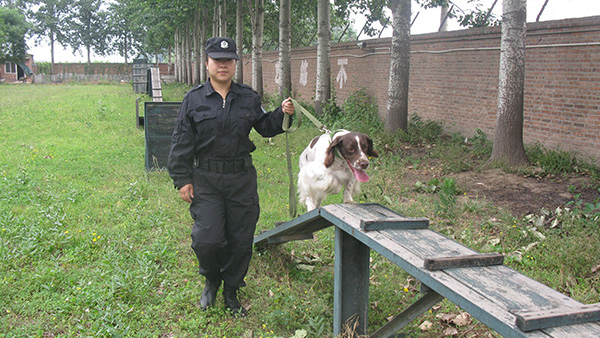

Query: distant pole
[537,0,550,22]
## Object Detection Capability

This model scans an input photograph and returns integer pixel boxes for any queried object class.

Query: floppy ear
[324,136,343,168]
[366,136,379,158]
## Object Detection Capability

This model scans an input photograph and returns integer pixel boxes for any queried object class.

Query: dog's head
[324,131,379,182]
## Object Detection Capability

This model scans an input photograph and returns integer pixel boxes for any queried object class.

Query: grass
[1,83,599,337]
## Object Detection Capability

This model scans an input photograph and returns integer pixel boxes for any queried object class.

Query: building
[1,54,34,83]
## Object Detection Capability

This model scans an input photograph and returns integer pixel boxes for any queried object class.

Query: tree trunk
[219,0,227,36]
[279,0,292,99]
[50,36,55,74]
[489,0,529,166]
[183,27,189,85]
[439,4,449,32]
[193,10,200,85]
[251,0,264,97]
[385,0,411,132]
[213,0,219,36]
[236,0,243,83]
[174,29,180,82]
[200,6,208,83]
[315,0,331,115]
[123,33,129,65]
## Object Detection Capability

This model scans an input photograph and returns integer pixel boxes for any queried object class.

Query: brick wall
[243,16,600,161]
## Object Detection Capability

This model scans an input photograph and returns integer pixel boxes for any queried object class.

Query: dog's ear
[366,136,379,158]
[324,136,343,168]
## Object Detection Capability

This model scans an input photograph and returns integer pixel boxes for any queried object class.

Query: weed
[527,143,581,176]
[414,177,460,217]
[398,114,443,145]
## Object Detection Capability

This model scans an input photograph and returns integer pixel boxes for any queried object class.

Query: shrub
[322,88,383,135]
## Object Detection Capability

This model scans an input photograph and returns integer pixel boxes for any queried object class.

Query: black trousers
[189,166,259,288]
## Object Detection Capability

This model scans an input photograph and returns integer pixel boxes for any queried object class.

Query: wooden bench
[254,203,600,337]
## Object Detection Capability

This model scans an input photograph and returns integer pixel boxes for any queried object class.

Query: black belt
[196,157,251,174]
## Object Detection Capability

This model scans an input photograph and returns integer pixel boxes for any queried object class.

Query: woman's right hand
[179,183,194,203]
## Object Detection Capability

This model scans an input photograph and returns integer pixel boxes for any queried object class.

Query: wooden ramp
[147,67,163,102]
[254,203,600,338]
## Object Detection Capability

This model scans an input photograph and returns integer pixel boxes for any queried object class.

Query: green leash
[282,99,328,218]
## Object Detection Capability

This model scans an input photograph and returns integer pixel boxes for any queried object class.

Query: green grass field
[1,83,598,338]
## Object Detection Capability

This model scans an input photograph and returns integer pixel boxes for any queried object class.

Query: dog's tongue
[349,165,370,182]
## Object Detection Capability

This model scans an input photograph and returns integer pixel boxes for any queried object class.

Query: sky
[28,0,600,63]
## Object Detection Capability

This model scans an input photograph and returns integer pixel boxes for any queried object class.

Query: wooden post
[333,227,370,337]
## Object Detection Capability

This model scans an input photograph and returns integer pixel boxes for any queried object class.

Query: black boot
[223,285,247,317]
[199,276,221,310]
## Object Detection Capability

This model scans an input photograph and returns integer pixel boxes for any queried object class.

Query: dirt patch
[396,147,599,217]
[451,169,598,216]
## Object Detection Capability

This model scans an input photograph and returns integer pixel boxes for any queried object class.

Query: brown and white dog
[298,130,379,211]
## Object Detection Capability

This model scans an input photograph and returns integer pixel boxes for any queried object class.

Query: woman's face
[206,57,236,85]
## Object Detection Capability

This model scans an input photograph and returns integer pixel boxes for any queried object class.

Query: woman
[167,37,294,317]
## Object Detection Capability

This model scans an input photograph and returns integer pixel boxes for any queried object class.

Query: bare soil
[397,147,600,217]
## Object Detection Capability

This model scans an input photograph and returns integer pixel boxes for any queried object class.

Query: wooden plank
[370,291,444,338]
[360,217,429,231]
[514,304,600,332]
[267,232,313,244]
[253,208,331,246]
[424,252,504,271]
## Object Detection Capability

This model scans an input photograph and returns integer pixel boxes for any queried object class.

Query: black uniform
[168,80,287,288]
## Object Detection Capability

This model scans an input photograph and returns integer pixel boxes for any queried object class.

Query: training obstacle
[254,203,600,337]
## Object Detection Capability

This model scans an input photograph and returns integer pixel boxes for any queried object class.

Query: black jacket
[167,80,288,189]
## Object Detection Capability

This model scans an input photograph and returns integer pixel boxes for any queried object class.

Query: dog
[297,129,379,211]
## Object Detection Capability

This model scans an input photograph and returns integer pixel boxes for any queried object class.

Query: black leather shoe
[199,277,221,310]
[223,285,247,317]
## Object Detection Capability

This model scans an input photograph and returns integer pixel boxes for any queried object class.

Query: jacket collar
[203,79,242,96]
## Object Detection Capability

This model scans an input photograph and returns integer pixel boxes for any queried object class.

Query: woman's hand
[179,183,194,203]
[281,97,295,115]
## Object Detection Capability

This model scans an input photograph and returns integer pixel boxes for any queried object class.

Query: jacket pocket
[192,110,218,134]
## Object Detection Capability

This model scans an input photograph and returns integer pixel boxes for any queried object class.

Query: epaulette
[236,82,257,94]
[183,83,205,99]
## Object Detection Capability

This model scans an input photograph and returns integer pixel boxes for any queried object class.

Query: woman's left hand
[281,97,295,115]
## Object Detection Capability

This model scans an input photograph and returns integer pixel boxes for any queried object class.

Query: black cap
[206,37,239,60]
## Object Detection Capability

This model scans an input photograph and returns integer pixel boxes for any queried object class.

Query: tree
[249,0,264,97]
[314,0,330,115]
[416,0,501,28]
[385,0,411,132]
[108,0,145,64]
[235,0,243,83]
[278,0,291,99]
[26,0,71,67]
[0,6,29,62]
[489,0,529,166]
[66,0,110,64]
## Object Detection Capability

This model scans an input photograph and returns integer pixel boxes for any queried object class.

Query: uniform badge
[220,40,229,49]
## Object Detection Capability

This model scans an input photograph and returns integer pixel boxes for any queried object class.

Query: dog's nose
[359,159,369,170]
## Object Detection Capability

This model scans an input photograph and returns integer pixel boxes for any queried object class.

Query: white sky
[29,0,600,63]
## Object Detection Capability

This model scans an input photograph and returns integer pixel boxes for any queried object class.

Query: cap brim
[207,52,239,60]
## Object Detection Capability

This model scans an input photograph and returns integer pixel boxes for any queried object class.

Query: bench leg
[369,290,444,338]
[334,227,370,337]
